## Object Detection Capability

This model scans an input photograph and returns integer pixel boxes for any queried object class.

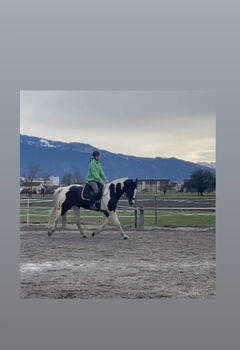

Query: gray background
[0,0,239,349]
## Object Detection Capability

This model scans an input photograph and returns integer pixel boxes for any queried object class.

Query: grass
[20,191,216,201]
[20,192,216,228]
[20,206,216,228]
[136,191,216,200]
[20,194,53,200]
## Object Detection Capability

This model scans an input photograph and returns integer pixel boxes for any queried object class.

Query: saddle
[81,182,103,201]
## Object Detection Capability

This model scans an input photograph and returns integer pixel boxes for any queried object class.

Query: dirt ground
[20,225,216,299]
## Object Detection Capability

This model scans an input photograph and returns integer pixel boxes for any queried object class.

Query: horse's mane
[102,178,128,195]
[109,177,129,189]
[110,177,129,185]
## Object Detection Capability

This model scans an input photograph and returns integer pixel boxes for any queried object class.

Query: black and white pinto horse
[48,178,138,240]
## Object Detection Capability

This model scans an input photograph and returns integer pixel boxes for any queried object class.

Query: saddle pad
[82,183,103,201]
[82,183,92,200]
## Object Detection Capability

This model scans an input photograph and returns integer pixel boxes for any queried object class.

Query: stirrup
[90,202,100,211]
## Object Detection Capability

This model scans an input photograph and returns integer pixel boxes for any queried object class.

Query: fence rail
[20,198,216,230]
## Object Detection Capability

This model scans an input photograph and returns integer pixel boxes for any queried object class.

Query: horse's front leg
[73,206,86,238]
[92,212,109,237]
[110,211,129,239]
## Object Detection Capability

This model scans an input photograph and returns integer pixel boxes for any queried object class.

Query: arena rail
[117,205,216,229]
[20,198,216,230]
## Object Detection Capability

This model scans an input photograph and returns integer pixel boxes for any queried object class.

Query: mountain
[198,162,216,169]
[20,135,215,183]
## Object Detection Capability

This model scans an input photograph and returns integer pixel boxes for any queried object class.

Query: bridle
[101,182,136,202]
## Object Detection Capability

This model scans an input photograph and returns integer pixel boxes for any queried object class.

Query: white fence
[20,198,137,226]
[20,198,215,229]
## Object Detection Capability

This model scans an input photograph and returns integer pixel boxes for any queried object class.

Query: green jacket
[86,158,107,183]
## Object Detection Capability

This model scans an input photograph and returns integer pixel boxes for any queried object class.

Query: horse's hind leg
[73,206,86,238]
[48,209,61,236]
[110,212,129,239]
[62,212,67,229]
[92,212,110,237]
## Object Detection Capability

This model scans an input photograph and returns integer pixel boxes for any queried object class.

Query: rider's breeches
[88,181,99,204]
[88,181,99,194]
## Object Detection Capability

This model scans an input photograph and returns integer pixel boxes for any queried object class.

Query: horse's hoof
[123,235,129,240]
[82,235,87,238]
[48,232,52,237]
[92,232,95,237]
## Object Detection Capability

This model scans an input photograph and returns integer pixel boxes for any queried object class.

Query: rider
[86,150,108,210]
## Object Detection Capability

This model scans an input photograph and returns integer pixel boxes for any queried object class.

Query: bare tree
[62,173,74,186]
[62,172,85,186]
[41,172,50,183]
[161,182,172,196]
[26,165,40,196]
[73,171,85,184]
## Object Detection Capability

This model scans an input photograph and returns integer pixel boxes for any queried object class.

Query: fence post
[27,198,30,226]
[139,208,144,230]
[134,208,138,228]
[154,195,158,224]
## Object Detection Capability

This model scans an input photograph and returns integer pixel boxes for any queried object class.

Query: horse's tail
[52,187,64,204]
[48,187,64,227]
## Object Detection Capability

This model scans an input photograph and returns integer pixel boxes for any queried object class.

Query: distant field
[137,191,216,200]
[20,191,216,201]
[20,206,215,228]
[20,191,216,228]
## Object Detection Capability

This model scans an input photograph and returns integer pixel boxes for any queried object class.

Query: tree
[161,182,172,196]
[73,172,85,184]
[184,169,216,196]
[25,165,40,196]
[61,173,74,186]
[62,172,85,185]
[41,172,50,183]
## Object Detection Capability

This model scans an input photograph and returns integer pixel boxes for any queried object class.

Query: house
[20,180,45,194]
[137,179,171,193]
[44,176,60,193]
[171,182,183,192]
[48,176,60,185]
[20,175,61,194]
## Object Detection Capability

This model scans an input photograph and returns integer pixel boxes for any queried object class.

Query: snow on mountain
[39,139,57,148]
[20,134,216,182]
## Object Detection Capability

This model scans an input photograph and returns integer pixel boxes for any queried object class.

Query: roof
[22,181,43,186]
[138,179,171,182]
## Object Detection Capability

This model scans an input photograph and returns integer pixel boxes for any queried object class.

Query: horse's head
[123,178,138,205]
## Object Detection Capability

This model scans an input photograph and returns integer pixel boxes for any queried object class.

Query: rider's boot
[89,192,100,211]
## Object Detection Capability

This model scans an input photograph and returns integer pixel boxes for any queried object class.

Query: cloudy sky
[20,91,215,163]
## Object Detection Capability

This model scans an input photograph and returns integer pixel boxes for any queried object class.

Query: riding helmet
[93,150,100,158]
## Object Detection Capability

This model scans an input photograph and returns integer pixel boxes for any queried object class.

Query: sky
[20,90,215,163]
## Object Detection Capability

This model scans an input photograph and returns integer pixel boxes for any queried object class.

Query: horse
[47,178,138,239]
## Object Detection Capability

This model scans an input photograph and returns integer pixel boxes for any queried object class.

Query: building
[137,179,183,193]
[171,182,183,192]
[43,176,60,193]
[48,176,60,185]
[20,175,60,194]
[20,180,45,194]
[137,179,171,193]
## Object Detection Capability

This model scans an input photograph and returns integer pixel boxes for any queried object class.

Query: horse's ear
[135,178,138,184]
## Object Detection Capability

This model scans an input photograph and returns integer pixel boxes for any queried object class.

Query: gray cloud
[20,90,215,162]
